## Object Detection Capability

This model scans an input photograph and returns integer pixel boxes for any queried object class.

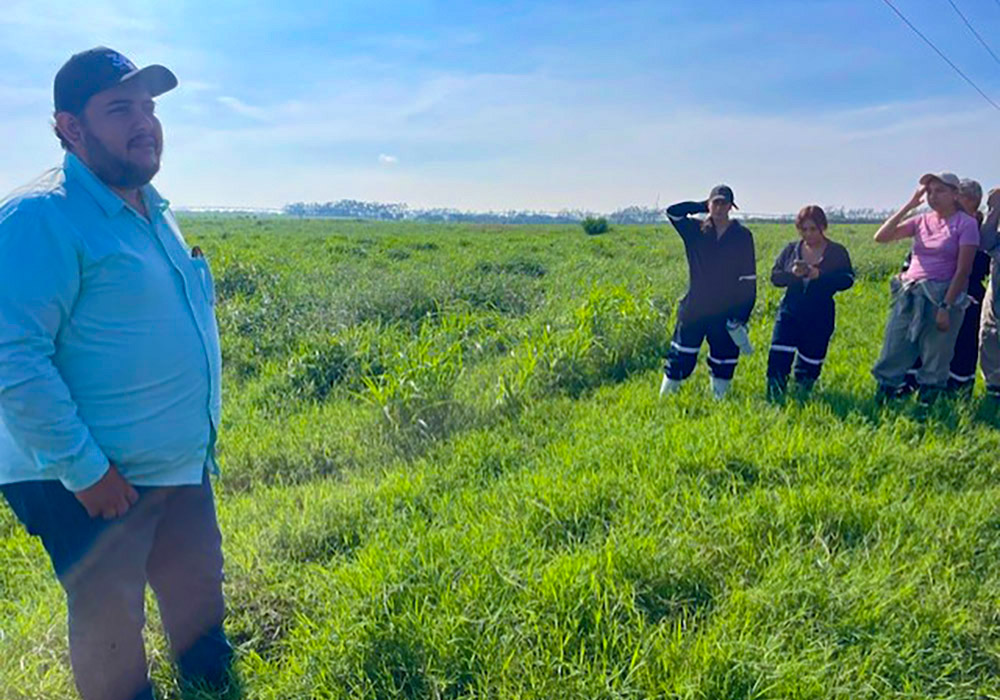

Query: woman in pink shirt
[871,172,979,402]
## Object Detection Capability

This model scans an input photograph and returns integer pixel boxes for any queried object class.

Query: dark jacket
[971,210,990,301]
[666,200,756,324]
[771,239,854,323]
[971,252,990,298]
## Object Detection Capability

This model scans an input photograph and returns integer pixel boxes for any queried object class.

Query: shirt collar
[63,152,168,219]
[143,185,170,215]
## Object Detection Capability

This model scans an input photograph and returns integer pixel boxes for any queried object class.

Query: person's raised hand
[74,464,139,520]
[907,185,927,211]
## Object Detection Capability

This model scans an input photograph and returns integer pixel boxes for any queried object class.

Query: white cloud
[0,1,158,67]
[358,30,483,53]
[155,82,999,213]
[0,84,49,109]
[0,1,154,34]
[216,96,271,122]
[214,96,310,124]
[180,80,217,94]
[2,45,997,214]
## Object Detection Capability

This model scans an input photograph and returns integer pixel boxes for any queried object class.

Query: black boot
[793,376,816,396]
[766,375,787,402]
[875,383,900,404]
[947,378,974,399]
[898,372,918,397]
[917,384,942,405]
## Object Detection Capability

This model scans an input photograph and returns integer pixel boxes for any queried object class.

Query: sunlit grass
[2,218,999,699]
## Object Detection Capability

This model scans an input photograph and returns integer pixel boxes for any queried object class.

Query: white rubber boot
[711,376,731,400]
[659,375,683,397]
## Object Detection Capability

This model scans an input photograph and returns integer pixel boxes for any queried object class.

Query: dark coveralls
[663,201,756,381]
[767,239,854,391]
[950,250,990,387]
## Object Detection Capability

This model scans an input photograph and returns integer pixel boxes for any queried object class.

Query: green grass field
[3,217,1000,699]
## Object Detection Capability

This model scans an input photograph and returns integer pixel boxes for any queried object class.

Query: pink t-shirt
[900,211,980,282]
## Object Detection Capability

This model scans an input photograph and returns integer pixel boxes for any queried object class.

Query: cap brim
[919,173,958,189]
[120,64,178,98]
[709,196,738,210]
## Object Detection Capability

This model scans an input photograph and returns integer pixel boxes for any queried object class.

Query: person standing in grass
[976,187,1000,399]
[901,178,990,396]
[871,172,979,402]
[660,185,756,399]
[0,48,232,700]
[948,179,990,394]
[766,205,854,399]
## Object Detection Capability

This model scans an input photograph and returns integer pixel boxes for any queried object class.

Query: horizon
[2,1,999,213]
[172,201,901,221]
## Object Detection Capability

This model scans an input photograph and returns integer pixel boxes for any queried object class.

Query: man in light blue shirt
[0,48,232,700]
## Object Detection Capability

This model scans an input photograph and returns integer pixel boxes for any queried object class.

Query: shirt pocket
[190,257,216,306]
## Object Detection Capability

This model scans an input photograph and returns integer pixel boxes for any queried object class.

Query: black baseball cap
[54,47,177,114]
[708,184,738,209]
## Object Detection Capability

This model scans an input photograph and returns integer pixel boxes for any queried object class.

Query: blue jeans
[872,277,966,389]
[1,469,232,700]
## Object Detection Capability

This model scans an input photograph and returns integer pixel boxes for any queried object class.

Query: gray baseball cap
[958,178,983,200]
[919,172,960,189]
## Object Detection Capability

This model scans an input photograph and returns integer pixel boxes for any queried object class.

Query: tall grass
[2,218,999,699]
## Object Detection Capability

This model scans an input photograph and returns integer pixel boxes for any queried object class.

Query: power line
[880,0,1000,112]
[945,0,1000,67]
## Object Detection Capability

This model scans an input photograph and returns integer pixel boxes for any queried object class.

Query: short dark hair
[796,205,828,231]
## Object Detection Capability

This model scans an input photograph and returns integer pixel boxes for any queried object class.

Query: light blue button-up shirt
[0,154,221,491]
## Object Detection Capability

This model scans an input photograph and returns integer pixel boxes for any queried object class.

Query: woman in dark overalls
[661,185,757,399]
[767,205,854,398]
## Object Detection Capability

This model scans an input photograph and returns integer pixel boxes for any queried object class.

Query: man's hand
[987,187,1000,212]
[935,307,950,333]
[74,464,139,520]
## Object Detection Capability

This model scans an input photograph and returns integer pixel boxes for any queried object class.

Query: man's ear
[54,111,85,150]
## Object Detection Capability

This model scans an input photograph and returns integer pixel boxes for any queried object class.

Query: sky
[1,0,999,214]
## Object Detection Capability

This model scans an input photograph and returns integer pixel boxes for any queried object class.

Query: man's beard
[82,128,160,189]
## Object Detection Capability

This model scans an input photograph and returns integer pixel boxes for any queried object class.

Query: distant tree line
[284,200,411,220]
[283,200,595,224]
[822,206,900,223]
[282,200,900,225]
